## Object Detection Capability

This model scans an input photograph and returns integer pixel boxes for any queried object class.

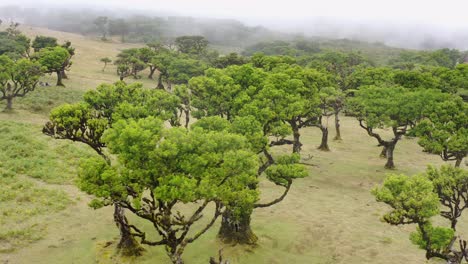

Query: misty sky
[4,0,468,29]
[3,0,468,49]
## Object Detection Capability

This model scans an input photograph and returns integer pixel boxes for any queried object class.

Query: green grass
[0,176,72,253]
[0,121,96,184]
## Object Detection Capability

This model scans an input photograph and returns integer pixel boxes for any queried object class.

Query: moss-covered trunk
[218,210,257,245]
[318,126,330,151]
[114,204,144,256]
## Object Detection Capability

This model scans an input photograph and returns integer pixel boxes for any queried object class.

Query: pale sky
[4,0,468,29]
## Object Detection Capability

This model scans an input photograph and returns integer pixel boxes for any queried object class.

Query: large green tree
[413,97,467,167]
[0,55,43,110]
[34,46,71,86]
[373,166,468,263]
[43,82,181,256]
[80,117,259,264]
[348,86,447,169]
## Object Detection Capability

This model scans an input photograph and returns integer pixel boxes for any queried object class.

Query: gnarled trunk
[455,158,462,168]
[218,210,257,245]
[291,124,302,153]
[148,67,156,79]
[333,111,342,140]
[380,145,388,158]
[384,143,396,169]
[56,71,64,86]
[5,97,13,111]
[61,69,68,79]
[114,204,144,256]
[318,127,330,151]
[184,109,190,129]
[157,74,165,89]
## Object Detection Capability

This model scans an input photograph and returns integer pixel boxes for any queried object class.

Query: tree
[246,65,329,153]
[79,117,259,264]
[373,167,468,263]
[100,57,112,72]
[372,174,457,262]
[0,24,30,58]
[192,116,308,245]
[43,82,182,256]
[187,64,314,244]
[60,41,75,79]
[114,49,147,80]
[313,86,345,150]
[426,165,468,230]
[0,55,43,110]
[94,16,108,40]
[35,46,70,86]
[31,36,58,52]
[348,86,445,169]
[308,51,371,140]
[175,35,209,55]
[413,97,467,167]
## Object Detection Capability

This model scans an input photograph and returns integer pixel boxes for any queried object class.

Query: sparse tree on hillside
[35,46,71,86]
[0,55,43,110]
[100,57,112,72]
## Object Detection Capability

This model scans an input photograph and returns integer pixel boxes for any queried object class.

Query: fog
[2,0,468,50]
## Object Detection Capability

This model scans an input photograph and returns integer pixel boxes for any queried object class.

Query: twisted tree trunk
[218,210,257,245]
[5,97,13,111]
[318,126,330,151]
[384,142,396,169]
[334,111,342,140]
[114,204,144,256]
[56,71,64,86]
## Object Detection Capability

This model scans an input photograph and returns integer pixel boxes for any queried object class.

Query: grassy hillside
[0,26,465,264]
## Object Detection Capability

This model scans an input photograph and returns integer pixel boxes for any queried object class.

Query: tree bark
[455,158,462,168]
[102,63,107,72]
[148,67,156,79]
[157,74,165,89]
[218,210,257,245]
[292,124,302,153]
[318,126,330,151]
[5,97,12,111]
[119,75,124,81]
[61,69,68,79]
[380,145,388,158]
[184,109,190,129]
[114,204,144,256]
[56,71,64,86]
[333,111,342,140]
[384,143,396,169]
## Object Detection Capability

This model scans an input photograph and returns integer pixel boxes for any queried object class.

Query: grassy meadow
[0,26,465,264]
